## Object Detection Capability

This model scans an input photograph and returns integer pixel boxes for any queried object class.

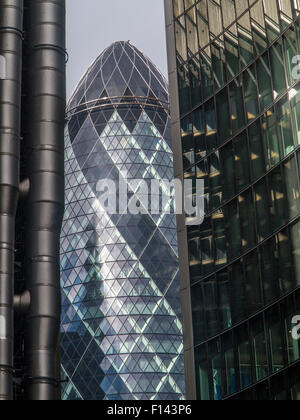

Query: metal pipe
[19,178,30,201]
[0,0,23,401]
[23,0,66,400]
[14,290,30,315]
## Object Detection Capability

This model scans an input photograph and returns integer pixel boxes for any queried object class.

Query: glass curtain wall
[169,0,300,400]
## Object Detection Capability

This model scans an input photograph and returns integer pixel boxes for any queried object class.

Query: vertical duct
[23,0,66,400]
[0,0,23,401]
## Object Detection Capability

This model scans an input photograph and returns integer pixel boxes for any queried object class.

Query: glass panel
[210,340,224,400]
[277,230,295,294]
[203,278,219,338]
[205,99,218,152]
[244,250,263,314]
[239,190,256,252]
[284,27,298,87]
[283,297,300,364]
[221,141,235,201]
[248,120,265,181]
[217,270,232,330]
[233,133,250,192]
[268,308,285,373]
[229,77,245,134]
[254,179,271,241]
[236,327,252,390]
[225,200,241,258]
[191,282,206,345]
[195,345,210,400]
[270,41,286,98]
[243,65,259,122]
[251,317,268,381]
[257,54,273,111]
[261,238,280,304]
[216,88,231,143]
[276,95,294,157]
[228,262,246,324]
[261,108,280,170]
[291,87,300,145]
[223,334,237,396]
[291,219,300,286]
[269,166,286,231]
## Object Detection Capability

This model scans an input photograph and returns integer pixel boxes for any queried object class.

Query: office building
[61,41,185,400]
[165,0,300,400]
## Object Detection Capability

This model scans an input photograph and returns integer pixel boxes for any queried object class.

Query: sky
[66,0,168,99]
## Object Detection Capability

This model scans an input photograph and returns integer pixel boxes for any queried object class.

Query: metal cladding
[0,0,23,401]
[23,0,66,400]
[0,0,66,400]
[61,42,185,400]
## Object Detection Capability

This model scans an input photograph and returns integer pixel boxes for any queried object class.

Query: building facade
[165,0,300,400]
[60,41,185,400]
[0,0,66,400]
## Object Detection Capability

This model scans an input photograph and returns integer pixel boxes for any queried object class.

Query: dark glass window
[243,65,259,122]
[217,270,232,330]
[283,156,300,220]
[291,219,300,287]
[291,87,300,146]
[216,88,231,143]
[223,334,237,396]
[270,41,286,98]
[244,251,263,314]
[277,95,294,157]
[283,27,298,87]
[261,108,280,170]
[205,99,218,152]
[267,308,285,373]
[195,345,210,400]
[221,141,235,201]
[203,278,219,338]
[251,317,268,381]
[236,326,252,390]
[229,77,245,134]
[194,107,206,159]
[277,229,295,295]
[257,54,273,111]
[233,133,250,193]
[269,166,286,231]
[254,179,271,241]
[282,297,300,364]
[248,120,266,181]
[210,339,224,400]
[261,238,280,304]
[225,200,241,258]
[239,189,256,253]
[191,282,206,345]
[228,262,246,324]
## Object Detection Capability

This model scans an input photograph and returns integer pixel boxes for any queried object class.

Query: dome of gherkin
[68,41,169,111]
[61,42,185,401]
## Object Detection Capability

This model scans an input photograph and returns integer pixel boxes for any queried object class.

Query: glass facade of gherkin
[60,41,185,400]
[165,0,300,400]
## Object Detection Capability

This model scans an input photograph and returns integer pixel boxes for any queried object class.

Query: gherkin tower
[60,41,185,400]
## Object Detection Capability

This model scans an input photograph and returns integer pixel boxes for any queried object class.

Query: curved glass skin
[171,0,300,400]
[60,41,185,400]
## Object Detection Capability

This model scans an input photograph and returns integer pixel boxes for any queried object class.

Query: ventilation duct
[22,0,66,400]
[0,0,23,401]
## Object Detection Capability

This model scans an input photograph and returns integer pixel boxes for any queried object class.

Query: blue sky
[66,0,168,99]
